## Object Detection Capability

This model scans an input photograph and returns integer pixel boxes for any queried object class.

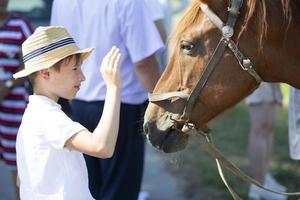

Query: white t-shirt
[16,95,94,200]
[51,0,164,104]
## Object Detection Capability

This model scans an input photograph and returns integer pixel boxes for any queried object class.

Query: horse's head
[144,0,299,153]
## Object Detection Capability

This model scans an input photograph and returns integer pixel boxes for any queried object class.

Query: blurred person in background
[0,0,33,199]
[144,0,167,72]
[245,82,287,200]
[157,0,189,35]
[146,0,189,72]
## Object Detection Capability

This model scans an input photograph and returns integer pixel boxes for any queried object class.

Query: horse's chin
[144,121,189,153]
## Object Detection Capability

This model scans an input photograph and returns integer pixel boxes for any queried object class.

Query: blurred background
[8,0,52,26]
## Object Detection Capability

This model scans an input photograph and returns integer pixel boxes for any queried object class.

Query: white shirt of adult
[50,0,80,42]
[16,95,94,200]
[144,0,165,21]
[51,0,164,104]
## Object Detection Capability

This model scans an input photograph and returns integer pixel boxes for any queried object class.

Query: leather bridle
[148,0,262,128]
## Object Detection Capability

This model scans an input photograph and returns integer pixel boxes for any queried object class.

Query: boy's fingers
[113,53,121,70]
[102,46,119,70]
[111,46,118,56]
[106,48,115,67]
[107,46,116,61]
[111,53,119,70]
[110,48,119,64]
[109,48,120,68]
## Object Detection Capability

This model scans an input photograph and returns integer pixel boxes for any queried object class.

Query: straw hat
[13,26,93,79]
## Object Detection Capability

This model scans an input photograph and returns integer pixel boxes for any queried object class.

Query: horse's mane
[170,1,203,49]
[171,0,297,50]
[239,0,293,46]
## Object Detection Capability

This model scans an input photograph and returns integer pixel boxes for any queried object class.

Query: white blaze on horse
[144,0,300,153]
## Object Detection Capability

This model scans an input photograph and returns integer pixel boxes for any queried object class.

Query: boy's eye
[73,67,77,70]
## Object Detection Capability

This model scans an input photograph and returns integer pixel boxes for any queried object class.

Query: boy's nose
[79,71,86,82]
[81,74,86,82]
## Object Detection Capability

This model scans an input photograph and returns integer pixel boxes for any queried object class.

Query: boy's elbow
[95,145,114,158]
[103,149,114,158]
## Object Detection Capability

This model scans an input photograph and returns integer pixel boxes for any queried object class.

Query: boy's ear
[38,69,50,80]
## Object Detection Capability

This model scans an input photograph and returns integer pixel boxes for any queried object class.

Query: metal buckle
[222,26,234,39]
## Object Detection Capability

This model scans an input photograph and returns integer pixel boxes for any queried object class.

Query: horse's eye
[180,40,195,54]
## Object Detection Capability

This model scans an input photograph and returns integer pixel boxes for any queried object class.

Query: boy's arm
[65,47,122,158]
[65,88,120,158]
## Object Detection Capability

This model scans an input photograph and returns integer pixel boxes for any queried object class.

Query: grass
[167,84,300,199]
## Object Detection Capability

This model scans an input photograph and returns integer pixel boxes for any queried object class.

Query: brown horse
[144,0,300,153]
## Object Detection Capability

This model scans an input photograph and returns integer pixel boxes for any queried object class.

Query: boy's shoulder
[21,97,69,135]
[25,95,64,121]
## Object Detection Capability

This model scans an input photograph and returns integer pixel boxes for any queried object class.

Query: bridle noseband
[149,0,261,128]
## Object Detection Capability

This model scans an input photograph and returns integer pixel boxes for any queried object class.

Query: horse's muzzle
[143,121,189,153]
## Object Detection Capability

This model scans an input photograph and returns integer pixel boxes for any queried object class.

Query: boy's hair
[28,54,82,86]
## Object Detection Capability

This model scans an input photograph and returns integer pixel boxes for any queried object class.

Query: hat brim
[13,47,93,79]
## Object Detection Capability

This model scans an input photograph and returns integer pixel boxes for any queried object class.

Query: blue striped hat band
[23,38,75,62]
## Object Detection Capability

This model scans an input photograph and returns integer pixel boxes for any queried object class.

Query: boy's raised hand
[100,46,122,89]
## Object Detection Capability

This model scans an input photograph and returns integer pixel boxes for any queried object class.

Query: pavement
[140,142,185,200]
[0,142,185,200]
[0,162,16,200]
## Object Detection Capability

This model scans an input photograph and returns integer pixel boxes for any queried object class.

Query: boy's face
[48,55,85,100]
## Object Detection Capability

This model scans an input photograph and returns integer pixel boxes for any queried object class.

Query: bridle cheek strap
[200,2,262,83]
[181,0,262,120]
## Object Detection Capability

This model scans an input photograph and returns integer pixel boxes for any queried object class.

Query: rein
[148,0,300,199]
[184,127,300,200]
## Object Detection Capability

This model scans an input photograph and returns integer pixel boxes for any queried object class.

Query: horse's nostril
[143,123,149,135]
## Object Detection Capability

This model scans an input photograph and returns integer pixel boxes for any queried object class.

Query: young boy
[13,26,122,200]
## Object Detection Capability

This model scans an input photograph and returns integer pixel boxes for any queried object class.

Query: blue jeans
[71,100,146,200]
